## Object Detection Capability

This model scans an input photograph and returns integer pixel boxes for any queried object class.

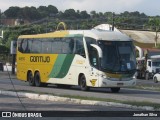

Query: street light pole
[0,9,1,25]
[112,12,115,31]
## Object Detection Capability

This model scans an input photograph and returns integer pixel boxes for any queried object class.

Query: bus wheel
[34,72,42,87]
[27,71,35,86]
[80,75,89,91]
[110,87,120,93]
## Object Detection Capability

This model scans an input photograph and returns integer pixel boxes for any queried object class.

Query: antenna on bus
[56,22,67,31]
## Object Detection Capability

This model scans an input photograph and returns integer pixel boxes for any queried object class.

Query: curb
[0,90,156,111]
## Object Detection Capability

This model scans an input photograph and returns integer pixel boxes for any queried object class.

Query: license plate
[117,83,124,86]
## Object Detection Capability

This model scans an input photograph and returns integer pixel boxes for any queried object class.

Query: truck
[135,46,160,80]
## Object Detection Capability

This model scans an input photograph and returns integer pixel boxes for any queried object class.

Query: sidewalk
[0,90,156,111]
[0,71,16,79]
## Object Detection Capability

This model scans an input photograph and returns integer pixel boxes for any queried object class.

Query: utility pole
[10,41,17,74]
[112,12,115,31]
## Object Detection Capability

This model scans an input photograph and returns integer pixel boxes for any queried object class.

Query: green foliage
[1,5,160,52]
[80,11,90,19]
[63,9,80,19]
[148,17,160,31]
[3,5,151,30]
[0,45,9,54]
[23,6,41,20]
[4,6,21,18]
[4,5,58,20]
[148,17,160,47]
[155,44,160,49]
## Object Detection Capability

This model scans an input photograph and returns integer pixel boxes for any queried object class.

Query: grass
[127,85,160,91]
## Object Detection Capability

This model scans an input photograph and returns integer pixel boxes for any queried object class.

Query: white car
[153,73,160,83]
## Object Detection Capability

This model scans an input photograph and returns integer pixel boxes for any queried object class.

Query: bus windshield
[98,41,136,73]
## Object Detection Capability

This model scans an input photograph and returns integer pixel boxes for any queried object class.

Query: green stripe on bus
[49,54,67,78]
[55,54,75,78]
[49,54,75,78]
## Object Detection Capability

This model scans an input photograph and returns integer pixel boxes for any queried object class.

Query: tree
[38,5,58,17]
[80,11,90,19]
[148,18,160,47]
[4,7,21,18]
[37,6,48,17]
[47,5,58,15]
[0,45,9,54]
[22,6,41,20]
[63,9,78,19]
[90,11,97,18]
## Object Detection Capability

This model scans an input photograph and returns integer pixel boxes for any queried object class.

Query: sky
[0,0,160,16]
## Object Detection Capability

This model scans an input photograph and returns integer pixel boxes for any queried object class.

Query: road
[0,72,160,104]
[0,95,158,120]
[1,94,134,111]
[0,72,160,120]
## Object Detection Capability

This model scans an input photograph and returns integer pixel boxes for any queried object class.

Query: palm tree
[148,18,160,47]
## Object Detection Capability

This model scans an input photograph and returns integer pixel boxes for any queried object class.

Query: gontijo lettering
[30,56,50,63]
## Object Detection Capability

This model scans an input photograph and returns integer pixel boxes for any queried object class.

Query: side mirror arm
[90,44,103,58]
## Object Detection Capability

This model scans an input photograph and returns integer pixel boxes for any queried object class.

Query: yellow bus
[17,26,136,92]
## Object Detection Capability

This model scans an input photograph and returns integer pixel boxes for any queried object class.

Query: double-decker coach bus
[17,26,136,92]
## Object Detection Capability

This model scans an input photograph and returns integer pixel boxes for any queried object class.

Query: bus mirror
[90,44,103,58]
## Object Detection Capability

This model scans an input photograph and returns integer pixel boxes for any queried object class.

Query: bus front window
[98,41,136,73]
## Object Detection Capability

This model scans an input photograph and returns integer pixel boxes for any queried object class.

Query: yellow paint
[17,30,69,82]
[18,31,69,39]
[76,60,85,64]
[56,22,67,30]
[90,79,97,87]
[105,73,122,78]
[16,51,58,82]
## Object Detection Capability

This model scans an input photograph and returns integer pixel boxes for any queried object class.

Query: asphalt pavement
[0,72,160,119]
[0,94,159,120]
[0,71,160,104]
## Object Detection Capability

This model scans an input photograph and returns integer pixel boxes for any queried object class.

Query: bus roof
[18,29,132,41]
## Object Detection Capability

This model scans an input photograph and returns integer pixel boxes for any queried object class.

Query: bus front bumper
[98,77,136,87]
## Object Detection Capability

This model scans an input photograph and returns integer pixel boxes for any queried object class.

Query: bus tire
[80,75,89,91]
[34,72,42,87]
[110,87,120,93]
[27,71,35,86]
[42,83,48,87]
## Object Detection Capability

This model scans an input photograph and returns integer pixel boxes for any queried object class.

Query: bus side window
[31,39,42,53]
[42,39,52,54]
[18,39,23,53]
[19,39,28,53]
[27,39,32,53]
[74,37,85,57]
[89,46,99,68]
[62,38,74,54]
[52,38,62,54]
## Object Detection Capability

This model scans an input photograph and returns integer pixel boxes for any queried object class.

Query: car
[153,73,160,83]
